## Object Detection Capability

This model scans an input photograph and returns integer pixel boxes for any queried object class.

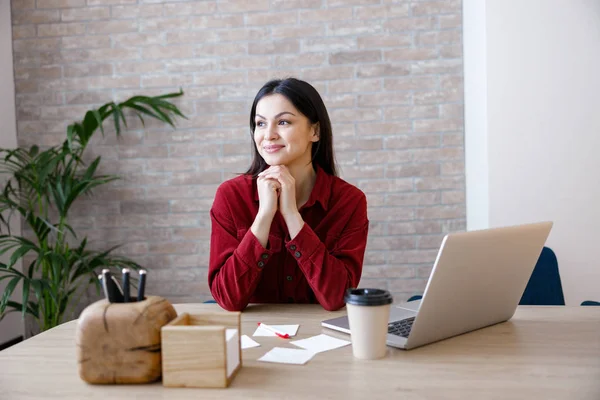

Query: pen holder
[161,311,242,388]
[75,295,177,384]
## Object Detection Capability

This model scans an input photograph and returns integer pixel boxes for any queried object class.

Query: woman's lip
[263,146,284,153]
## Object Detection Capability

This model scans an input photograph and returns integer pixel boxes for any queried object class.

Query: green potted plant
[0,90,186,333]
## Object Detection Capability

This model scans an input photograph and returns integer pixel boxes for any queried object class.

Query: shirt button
[290,245,297,251]
[261,253,269,259]
[257,261,265,268]
[286,275,293,281]
[294,251,301,258]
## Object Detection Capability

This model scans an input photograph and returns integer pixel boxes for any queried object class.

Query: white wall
[0,0,23,343]
[465,0,600,305]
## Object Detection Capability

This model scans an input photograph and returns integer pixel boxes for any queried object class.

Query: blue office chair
[581,301,600,306]
[406,246,565,306]
[519,247,565,305]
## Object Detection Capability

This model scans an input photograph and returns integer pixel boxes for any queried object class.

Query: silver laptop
[322,221,553,350]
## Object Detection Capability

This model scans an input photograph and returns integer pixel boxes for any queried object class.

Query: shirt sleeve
[208,187,275,311]
[285,192,369,311]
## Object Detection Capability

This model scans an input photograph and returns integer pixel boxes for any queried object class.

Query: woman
[208,78,369,311]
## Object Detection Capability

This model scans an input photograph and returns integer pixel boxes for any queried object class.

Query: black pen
[101,269,116,303]
[122,268,130,303]
[137,269,146,302]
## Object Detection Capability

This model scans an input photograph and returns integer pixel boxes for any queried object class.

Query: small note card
[253,324,299,337]
[257,347,315,365]
[241,335,260,349]
[290,334,351,353]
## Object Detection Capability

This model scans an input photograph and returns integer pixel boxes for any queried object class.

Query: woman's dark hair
[245,77,337,177]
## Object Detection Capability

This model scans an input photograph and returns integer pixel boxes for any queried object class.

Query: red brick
[384,76,438,91]
[142,75,194,89]
[359,179,413,194]
[411,59,463,74]
[417,30,462,46]
[339,165,385,179]
[191,14,243,29]
[11,0,35,9]
[364,3,411,17]
[140,17,190,31]
[112,4,164,18]
[386,193,440,207]
[115,61,164,75]
[302,66,355,81]
[64,63,112,78]
[329,21,383,36]
[363,251,386,266]
[246,11,297,26]
[358,150,411,164]
[412,148,463,162]
[384,106,438,120]
[170,198,215,213]
[13,38,61,52]
[12,25,36,39]
[61,7,110,21]
[387,163,439,178]
[248,40,299,55]
[357,34,412,49]
[414,118,462,133]
[217,28,270,41]
[368,236,417,250]
[95,215,147,229]
[411,0,461,16]
[384,48,438,62]
[440,45,462,58]
[356,121,411,136]
[194,72,246,86]
[148,214,201,227]
[442,133,463,146]
[441,161,464,176]
[14,65,61,80]
[302,37,355,52]
[274,53,326,68]
[330,50,381,64]
[416,205,465,219]
[61,35,111,49]
[385,134,441,149]
[368,207,414,222]
[143,44,194,59]
[170,171,222,185]
[362,265,416,279]
[16,92,63,107]
[163,1,217,15]
[389,250,438,264]
[37,22,85,36]
[330,108,382,122]
[358,91,411,107]
[166,31,218,45]
[384,17,436,31]
[442,190,465,205]
[440,14,462,29]
[323,94,354,108]
[88,20,138,34]
[12,10,60,24]
[329,79,382,94]
[414,89,462,105]
[299,8,353,22]
[415,176,464,191]
[149,242,200,254]
[217,0,269,12]
[272,25,325,39]
[37,0,85,7]
[121,201,169,214]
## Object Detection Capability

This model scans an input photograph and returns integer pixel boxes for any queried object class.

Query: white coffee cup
[344,288,393,360]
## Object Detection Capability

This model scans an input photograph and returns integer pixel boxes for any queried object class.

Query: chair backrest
[519,246,565,305]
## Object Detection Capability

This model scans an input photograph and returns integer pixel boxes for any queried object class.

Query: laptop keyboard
[387,317,415,338]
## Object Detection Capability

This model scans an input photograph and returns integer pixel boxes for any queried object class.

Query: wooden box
[161,311,242,388]
[75,295,177,384]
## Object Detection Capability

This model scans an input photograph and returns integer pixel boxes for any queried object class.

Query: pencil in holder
[75,295,177,384]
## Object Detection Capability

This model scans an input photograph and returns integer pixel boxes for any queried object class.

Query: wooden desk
[1,304,599,399]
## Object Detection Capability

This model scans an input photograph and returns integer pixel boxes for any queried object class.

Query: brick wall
[10,0,465,306]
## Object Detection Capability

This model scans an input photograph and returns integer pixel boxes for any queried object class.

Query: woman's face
[253,93,319,168]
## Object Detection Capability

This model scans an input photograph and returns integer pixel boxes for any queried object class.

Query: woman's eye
[256,121,265,127]
[279,120,290,125]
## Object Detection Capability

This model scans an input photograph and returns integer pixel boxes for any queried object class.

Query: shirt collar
[252,165,331,211]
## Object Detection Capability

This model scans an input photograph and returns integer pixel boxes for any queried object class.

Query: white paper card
[225,329,239,378]
[257,347,315,365]
[252,324,300,337]
[241,334,260,349]
[290,334,351,353]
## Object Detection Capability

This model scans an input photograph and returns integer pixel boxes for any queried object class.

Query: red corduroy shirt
[208,166,369,312]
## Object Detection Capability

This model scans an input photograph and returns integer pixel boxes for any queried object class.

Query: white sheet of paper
[241,334,260,349]
[252,324,300,337]
[290,334,351,353]
[257,347,315,365]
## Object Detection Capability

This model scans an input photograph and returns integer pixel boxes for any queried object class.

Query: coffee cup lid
[344,288,393,306]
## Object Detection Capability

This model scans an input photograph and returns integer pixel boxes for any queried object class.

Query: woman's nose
[264,124,278,140]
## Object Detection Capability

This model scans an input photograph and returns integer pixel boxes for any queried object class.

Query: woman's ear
[311,122,320,143]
